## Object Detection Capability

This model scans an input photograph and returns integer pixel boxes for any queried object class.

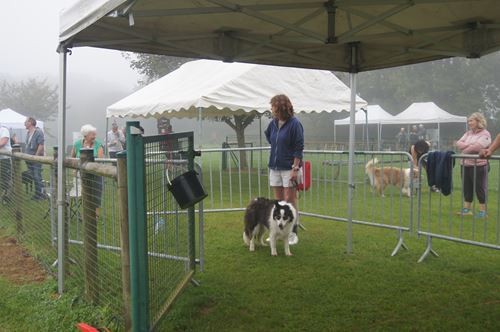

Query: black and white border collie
[242,197,297,256]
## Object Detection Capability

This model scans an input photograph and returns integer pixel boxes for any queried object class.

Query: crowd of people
[0,107,499,225]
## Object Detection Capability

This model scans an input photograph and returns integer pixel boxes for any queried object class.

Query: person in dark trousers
[265,94,304,245]
[24,117,46,200]
[455,112,491,218]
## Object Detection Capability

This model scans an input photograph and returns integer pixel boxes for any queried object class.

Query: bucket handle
[165,166,172,187]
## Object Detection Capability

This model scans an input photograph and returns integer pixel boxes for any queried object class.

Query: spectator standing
[417,124,427,140]
[265,94,304,245]
[0,124,12,204]
[395,127,408,150]
[24,117,46,200]
[409,125,419,145]
[455,112,491,218]
[71,124,104,220]
[106,122,125,158]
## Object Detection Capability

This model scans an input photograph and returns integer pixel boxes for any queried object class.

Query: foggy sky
[0,0,139,89]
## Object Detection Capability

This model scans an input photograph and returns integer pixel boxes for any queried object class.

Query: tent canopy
[0,108,44,130]
[60,1,500,73]
[106,59,367,118]
[385,102,467,124]
[335,105,394,125]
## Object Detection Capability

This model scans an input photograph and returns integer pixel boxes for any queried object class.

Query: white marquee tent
[388,102,467,124]
[107,59,367,118]
[106,59,367,146]
[334,105,395,150]
[388,102,467,149]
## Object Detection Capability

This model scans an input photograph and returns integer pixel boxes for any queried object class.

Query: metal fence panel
[417,154,500,262]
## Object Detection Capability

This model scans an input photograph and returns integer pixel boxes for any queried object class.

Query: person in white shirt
[106,122,125,158]
[0,124,12,204]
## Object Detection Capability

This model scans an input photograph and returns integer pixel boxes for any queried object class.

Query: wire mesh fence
[142,132,196,329]
[0,148,128,328]
[0,151,58,272]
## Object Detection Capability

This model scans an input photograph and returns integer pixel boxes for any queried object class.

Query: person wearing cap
[0,123,12,204]
[106,122,125,158]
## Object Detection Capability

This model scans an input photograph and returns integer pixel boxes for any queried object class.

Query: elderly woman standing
[71,124,104,158]
[455,112,491,218]
[265,94,304,245]
[71,124,104,220]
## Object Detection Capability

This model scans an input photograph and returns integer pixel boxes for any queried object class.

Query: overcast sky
[0,0,139,89]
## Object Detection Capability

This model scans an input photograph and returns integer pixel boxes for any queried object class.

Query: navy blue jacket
[426,151,455,196]
[265,116,304,170]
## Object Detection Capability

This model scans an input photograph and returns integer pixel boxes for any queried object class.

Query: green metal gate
[126,122,197,331]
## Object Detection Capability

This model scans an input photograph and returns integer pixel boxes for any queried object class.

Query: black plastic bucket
[167,170,208,209]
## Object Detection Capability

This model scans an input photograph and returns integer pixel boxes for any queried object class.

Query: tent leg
[346,71,356,254]
[57,46,68,294]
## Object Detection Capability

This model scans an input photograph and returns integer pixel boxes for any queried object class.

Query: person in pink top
[455,112,491,218]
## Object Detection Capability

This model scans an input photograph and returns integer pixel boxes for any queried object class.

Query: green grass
[2,151,499,331]
[0,277,122,331]
[1,209,499,331]
[156,213,500,331]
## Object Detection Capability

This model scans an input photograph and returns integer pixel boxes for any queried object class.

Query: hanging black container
[167,170,208,209]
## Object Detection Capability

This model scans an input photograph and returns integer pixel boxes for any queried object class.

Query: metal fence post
[80,148,99,304]
[188,135,196,271]
[11,145,23,235]
[126,121,150,332]
[117,151,132,331]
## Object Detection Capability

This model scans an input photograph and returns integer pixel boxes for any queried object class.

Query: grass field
[3,211,498,331]
[1,151,499,331]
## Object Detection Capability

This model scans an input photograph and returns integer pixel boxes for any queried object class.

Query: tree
[124,53,257,167]
[122,53,192,84]
[0,78,58,121]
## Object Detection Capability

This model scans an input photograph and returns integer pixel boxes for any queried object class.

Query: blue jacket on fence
[265,116,304,170]
[426,151,455,196]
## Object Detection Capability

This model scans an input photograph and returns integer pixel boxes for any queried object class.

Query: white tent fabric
[107,60,367,118]
[334,105,394,150]
[335,105,394,125]
[0,108,44,129]
[387,102,467,124]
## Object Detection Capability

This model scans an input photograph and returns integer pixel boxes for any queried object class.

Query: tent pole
[333,120,336,148]
[378,123,381,151]
[346,43,358,254]
[105,118,109,157]
[56,47,68,294]
[437,122,440,150]
[198,107,203,149]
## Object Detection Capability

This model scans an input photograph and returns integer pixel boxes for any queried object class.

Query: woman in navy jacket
[265,94,304,244]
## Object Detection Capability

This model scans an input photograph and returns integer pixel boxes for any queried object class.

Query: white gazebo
[334,105,395,150]
[107,59,367,147]
[388,102,467,149]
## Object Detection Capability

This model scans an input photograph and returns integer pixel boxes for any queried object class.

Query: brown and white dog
[365,158,417,197]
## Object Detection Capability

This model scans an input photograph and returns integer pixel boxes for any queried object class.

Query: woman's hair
[270,94,294,120]
[81,124,97,137]
[469,112,487,129]
[414,139,430,155]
